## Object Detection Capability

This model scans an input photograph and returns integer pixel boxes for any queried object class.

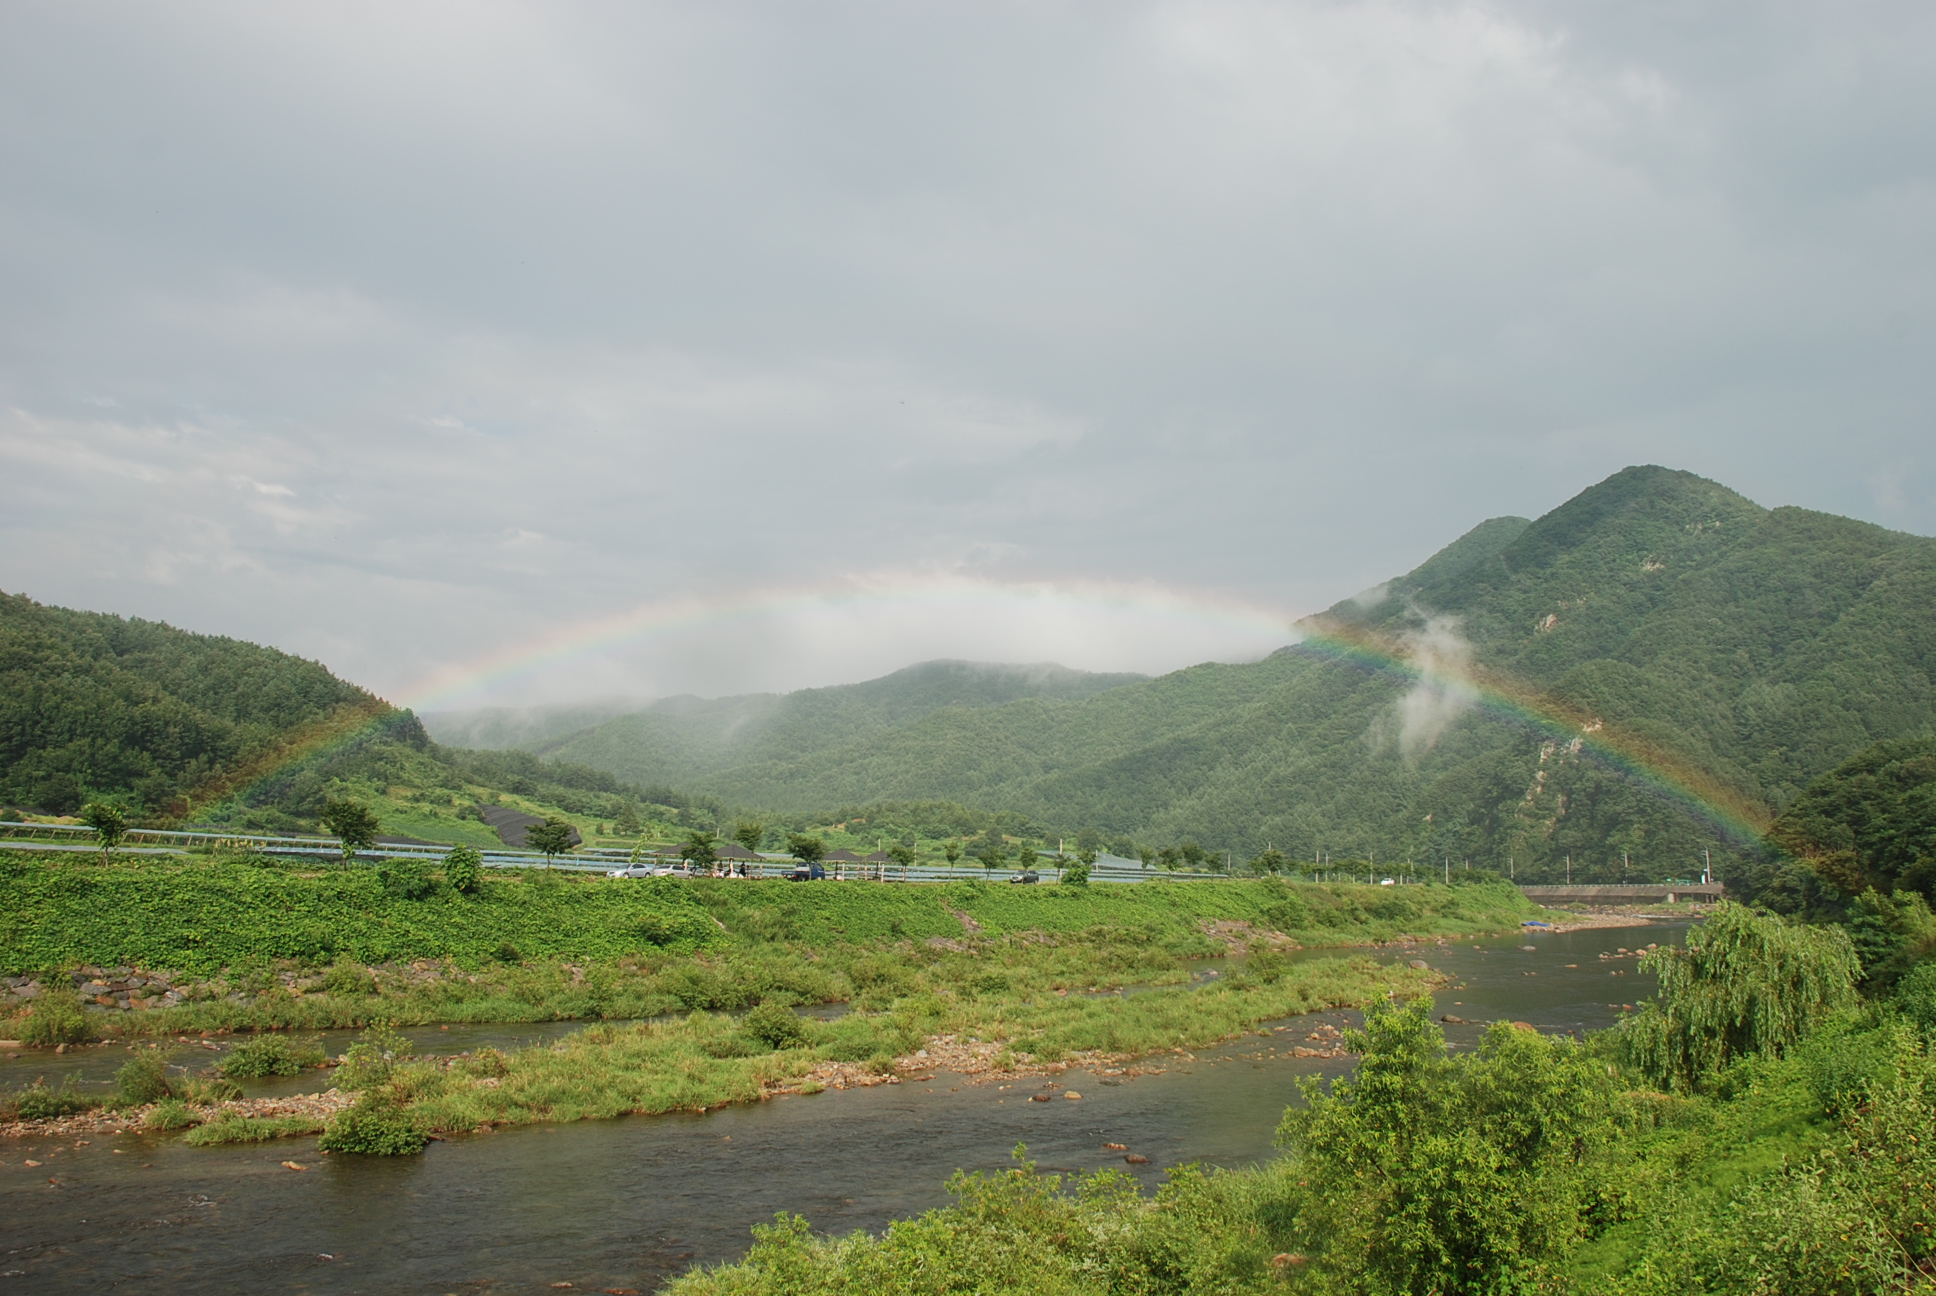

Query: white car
[607,862,686,878]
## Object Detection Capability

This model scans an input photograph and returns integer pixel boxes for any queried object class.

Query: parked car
[1008,870,1040,884]
[787,861,827,881]
[607,861,686,878]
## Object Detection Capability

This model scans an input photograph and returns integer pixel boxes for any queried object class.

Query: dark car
[1008,869,1039,884]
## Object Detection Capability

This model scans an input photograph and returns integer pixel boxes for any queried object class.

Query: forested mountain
[525,659,1148,787]
[0,592,709,840]
[548,467,1936,883]
[0,592,378,816]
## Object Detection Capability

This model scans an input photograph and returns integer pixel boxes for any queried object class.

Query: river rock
[1124,1154,1150,1164]
[1440,1015,1467,1024]
[1408,960,1429,969]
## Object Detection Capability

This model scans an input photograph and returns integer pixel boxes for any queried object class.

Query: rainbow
[396,576,1297,714]
[181,582,1773,846]
[1288,618,1771,844]
[183,578,1296,816]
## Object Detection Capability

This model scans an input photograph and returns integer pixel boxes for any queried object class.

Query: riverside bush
[741,1002,808,1050]
[218,1033,323,1079]
[145,1097,199,1131]
[20,988,91,1045]
[7,1079,100,1121]
[318,1098,428,1155]
[116,1051,173,1104]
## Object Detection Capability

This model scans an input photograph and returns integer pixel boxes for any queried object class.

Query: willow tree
[1621,902,1859,1092]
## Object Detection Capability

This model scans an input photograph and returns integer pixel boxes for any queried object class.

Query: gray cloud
[1,2,1931,705]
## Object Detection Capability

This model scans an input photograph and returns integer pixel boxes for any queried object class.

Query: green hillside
[0,591,377,817]
[0,592,716,846]
[530,659,1147,787]
[555,467,1936,884]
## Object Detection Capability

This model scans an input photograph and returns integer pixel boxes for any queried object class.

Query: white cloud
[0,2,1930,704]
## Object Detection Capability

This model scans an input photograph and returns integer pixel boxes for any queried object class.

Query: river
[0,921,1678,1293]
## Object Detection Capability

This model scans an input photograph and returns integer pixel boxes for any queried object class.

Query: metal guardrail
[0,821,1240,883]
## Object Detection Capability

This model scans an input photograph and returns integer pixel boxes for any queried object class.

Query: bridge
[1519,882,1724,906]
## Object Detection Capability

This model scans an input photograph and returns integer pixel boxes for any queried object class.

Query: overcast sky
[3,2,1932,709]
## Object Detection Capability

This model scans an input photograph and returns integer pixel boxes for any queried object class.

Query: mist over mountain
[537,466,1936,882]
[421,699,655,753]
[524,660,1150,789]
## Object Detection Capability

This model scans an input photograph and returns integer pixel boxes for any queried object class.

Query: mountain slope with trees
[0,592,717,843]
[564,467,1936,883]
[524,659,1148,789]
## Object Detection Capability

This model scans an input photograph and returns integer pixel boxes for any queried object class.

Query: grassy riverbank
[0,853,1540,1041]
[3,854,1528,1142]
[0,852,1539,978]
[657,905,1936,1296]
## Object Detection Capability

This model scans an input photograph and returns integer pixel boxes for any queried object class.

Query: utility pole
[1566,854,1572,884]
[1703,847,1712,884]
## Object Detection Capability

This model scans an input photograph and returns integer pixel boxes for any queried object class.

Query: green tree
[1248,847,1288,876]
[444,843,482,894]
[887,840,919,867]
[524,816,576,867]
[1618,902,1861,1092]
[1276,997,1628,1295]
[614,801,642,836]
[943,839,963,866]
[320,799,381,860]
[972,833,1009,872]
[681,828,719,870]
[81,801,127,863]
[1061,859,1091,887]
[732,820,765,853]
[786,833,825,866]
[1014,843,1038,873]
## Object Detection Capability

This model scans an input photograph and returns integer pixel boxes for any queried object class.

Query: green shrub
[318,1098,429,1155]
[116,1051,174,1104]
[1896,960,1936,1040]
[337,1023,413,1089]
[219,1033,322,1079]
[9,1079,101,1121]
[444,845,482,895]
[1275,997,1629,1295]
[20,987,91,1046]
[145,1097,199,1131]
[703,1033,762,1059]
[320,962,376,996]
[458,1046,510,1078]
[379,862,437,901]
[742,1001,809,1050]
[494,941,524,964]
[1059,861,1090,887]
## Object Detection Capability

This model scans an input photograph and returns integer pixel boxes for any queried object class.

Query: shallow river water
[1,922,1680,1293]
